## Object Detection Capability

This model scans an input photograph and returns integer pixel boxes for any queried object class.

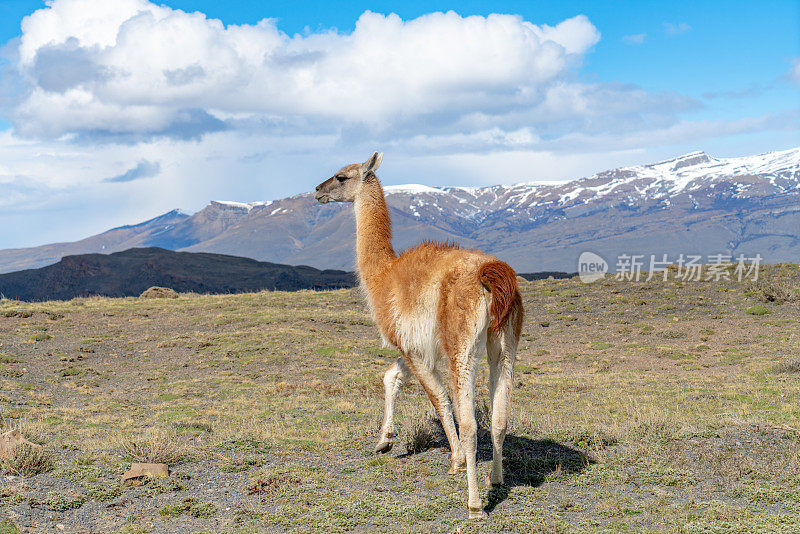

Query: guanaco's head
[314,151,383,203]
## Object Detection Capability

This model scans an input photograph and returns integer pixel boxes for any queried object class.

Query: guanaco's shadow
[480,430,592,513]
[398,417,592,514]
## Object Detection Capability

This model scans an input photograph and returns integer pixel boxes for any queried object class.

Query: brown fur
[478,261,524,335]
[351,179,523,386]
[353,182,491,353]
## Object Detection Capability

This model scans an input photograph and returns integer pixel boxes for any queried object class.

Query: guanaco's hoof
[374,439,394,454]
[448,462,466,475]
[468,507,488,520]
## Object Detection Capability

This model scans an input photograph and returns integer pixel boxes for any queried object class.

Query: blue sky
[0,0,797,249]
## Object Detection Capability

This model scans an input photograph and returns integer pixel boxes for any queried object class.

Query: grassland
[0,264,798,532]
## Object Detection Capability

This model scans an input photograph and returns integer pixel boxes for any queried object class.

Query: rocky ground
[0,263,798,532]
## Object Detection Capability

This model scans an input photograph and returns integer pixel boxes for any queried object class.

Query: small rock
[121,462,170,485]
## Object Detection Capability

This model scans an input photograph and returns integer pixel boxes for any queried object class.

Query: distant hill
[1,147,799,273]
[0,209,191,274]
[0,248,355,301]
[518,271,575,281]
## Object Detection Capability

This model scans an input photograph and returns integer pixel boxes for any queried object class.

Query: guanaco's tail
[478,260,524,336]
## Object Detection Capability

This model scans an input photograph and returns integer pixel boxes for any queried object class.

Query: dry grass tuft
[0,419,53,477]
[749,280,798,304]
[403,413,440,455]
[120,428,187,464]
[0,418,47,446]
[772,358,800,374]
[398,400,501,455]
[1,444,53,477]
[625,405,680,443]
[139,287,178,299]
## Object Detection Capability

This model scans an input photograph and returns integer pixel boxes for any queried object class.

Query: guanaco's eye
[336,174,347,182]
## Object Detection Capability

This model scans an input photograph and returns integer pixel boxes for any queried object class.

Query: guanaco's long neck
[354,177,396,290]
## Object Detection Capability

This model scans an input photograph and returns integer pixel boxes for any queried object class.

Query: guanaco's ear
[362,151,383,175]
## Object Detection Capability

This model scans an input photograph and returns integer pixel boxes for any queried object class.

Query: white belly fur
[390,283,491,371]
[392,284,440,371]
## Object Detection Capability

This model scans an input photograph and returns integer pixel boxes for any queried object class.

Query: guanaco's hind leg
[454,353,486,520]
[375,359,410,454]
[486,326,517,486]
[404,354,465,474]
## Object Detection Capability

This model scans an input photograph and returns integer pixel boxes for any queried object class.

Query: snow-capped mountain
[1,147,798,273]
[379,147,800,223]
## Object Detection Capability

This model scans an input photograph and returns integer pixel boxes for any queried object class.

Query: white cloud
[9,1,601,138]
[663,22,691,36]
[4,1,709,156]
[622,33,646,45]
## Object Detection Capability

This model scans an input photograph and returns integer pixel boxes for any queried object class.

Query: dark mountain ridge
[0,248,355,302]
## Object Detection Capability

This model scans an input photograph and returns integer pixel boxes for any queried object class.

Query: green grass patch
[43,492,84,511]
[0,518,17,534]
